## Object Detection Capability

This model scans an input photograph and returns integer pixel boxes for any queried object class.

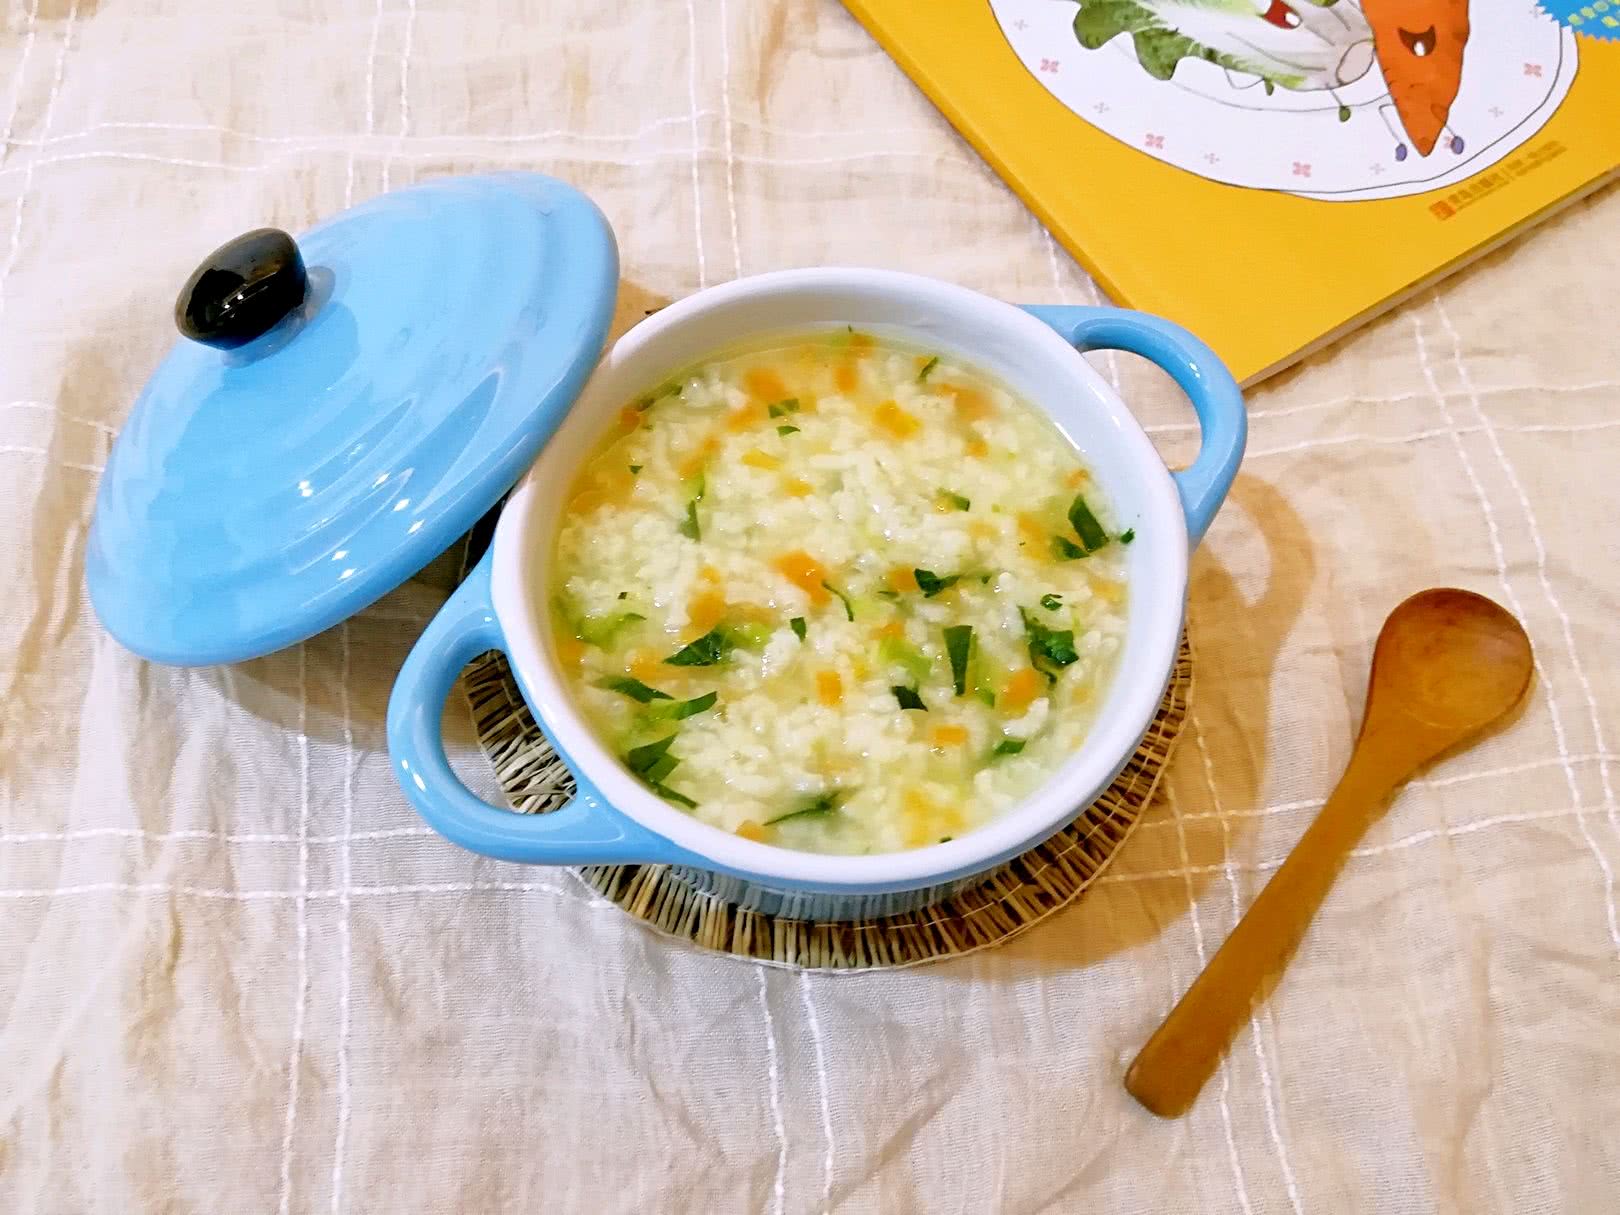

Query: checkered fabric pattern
[1,2,1616,1211]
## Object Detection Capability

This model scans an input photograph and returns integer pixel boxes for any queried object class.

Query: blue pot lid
[87,173,618,665]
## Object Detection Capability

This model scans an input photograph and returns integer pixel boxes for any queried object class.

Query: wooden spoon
[1125,588,1533,1118]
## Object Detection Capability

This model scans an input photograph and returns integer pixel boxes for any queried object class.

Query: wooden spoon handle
[1125,754,1400,1117]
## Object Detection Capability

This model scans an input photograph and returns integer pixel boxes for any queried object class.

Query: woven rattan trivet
[462,633,1190,970]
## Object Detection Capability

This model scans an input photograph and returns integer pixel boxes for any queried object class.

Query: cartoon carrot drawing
[1361,0,1471,157]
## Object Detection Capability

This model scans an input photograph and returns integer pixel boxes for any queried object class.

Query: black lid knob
[175,228,308,350]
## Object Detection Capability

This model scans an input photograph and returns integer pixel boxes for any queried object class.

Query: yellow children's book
[840,1,1620,386]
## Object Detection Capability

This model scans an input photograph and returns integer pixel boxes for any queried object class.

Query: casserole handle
[386,553,678,864]
[1023,305,1245,548]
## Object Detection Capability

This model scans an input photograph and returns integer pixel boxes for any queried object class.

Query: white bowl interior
[492,269,1189,889]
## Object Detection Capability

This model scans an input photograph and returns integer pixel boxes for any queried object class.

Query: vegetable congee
[550,331,1130,855]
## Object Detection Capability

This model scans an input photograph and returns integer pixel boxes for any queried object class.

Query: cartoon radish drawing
[996,0,1576,200]
[1362,0,1472,158]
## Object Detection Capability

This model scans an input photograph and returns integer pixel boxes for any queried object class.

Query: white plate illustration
[990,1,1578,201]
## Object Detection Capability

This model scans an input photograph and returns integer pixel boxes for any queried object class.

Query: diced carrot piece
[698,564,722,583]
[782,477,813,497]
[627,650,663,682]
[567,489,606,515]
[949,386,994,422]
[591,464,636,504]
[744,368,788,402]
[820,753,854,776]
[1066,467,1090,489]
[874,618,905,640]
[915,354,933,371]
[736,820,767,843]
[741,449,781,471]
[887,567,919,593]
[930,724,969,747]
[1091,576,1125,606]
[1002,668,1043,713]
[616,405,643,436]
[677,438,718,480]
[555,637,586,670]
[772,551,830,603]
[902,788,938,848]
[968,520,997,541]
[834,362,859,393]
[816,670,843,706]
[848,332,874,350]
[964,436,989,459]
[687,589,727,635]
[872,400,920,440]
[1016,512,1048,546]
[726,401,769,431]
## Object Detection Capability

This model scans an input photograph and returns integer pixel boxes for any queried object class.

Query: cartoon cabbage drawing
[1067,0,1376,93]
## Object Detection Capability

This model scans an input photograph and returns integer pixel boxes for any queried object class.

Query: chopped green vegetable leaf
[1020,608,1079,682]
[635,381,683,410]
[938,489,971,511]
[777,425,800,436]
[1039,593,1062,611]
[917,356,940,382]
[766,788,851,826]
[823,581,855,621]
[880,636,932,684]
[892,684,927,711]
[731,622,772,650]
[598,676,672,703]
[617,591,629,600]
[943,625,973,697]
[979,573,993,585]
[975,688,996,708]
[913,568,960,598]
[767,398,801,418]
[664,626,732,667]
[642,691,721,726]
[1051,535,1088,561]
[641,752,679,783]
[629,464,642,475]
[677,499,701,540]
[667,690,718,721]
[874,589,900,602]
[992,738,1026,757]
[1119,528,1136,545]
[1067,493,1109,553]
[653,783,698,809]
[625,734,677,775]
[939,836,953,843]
[676,472,706,540]
[790,617,807,642]
[576,612,645,646]
[625,734,701,806]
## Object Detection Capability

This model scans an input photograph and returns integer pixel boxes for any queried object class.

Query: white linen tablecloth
[1,2,1616,1211]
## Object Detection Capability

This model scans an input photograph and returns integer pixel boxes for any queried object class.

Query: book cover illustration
[991,1,1578,202]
